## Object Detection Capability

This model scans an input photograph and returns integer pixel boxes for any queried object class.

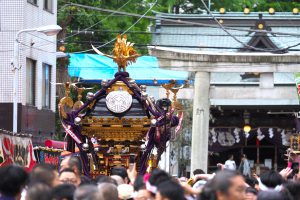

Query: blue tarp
[68,54,188,82]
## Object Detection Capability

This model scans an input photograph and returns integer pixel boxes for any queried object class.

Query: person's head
[59,168,80,186]
[259,170,284,190]
[79,175,92,186]
[257,190,290,200]
[97,183,119,200]
[147,169,171,196]
[111,175,125,185]
[241,154,247,160]
[74,185,102,200]
[135,189,153,200]
[155,180,185,200]
[25,183,52,200]
[245,187,258,200]
[133,175,146,191]
[228,154,234,160]
[283,181,300,200]
[0,165,28,198]
[60,155,82,176]
[193,169,205,176]
[118,184,134,200]
[111,166,129,184]
[30,163,60,187]
[245,177,258,188]
[198,170,246,200]
[51,183,76,200]
[95,175,117,186]
[59,156,71,172]
[148,169,171,188]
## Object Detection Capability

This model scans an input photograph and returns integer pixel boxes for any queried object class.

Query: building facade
[0,0,58,144]
[151,11,300,174]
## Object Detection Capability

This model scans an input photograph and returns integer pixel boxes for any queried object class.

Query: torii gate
[149,46,300,173]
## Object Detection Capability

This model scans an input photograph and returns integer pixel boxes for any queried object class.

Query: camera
[129,154,135,164]
[156,98,171,111]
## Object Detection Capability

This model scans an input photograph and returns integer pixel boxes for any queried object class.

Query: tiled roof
[153,12,300,51]
[152,12,300,84]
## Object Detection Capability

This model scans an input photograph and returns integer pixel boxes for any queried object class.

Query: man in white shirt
[224,154,236,170]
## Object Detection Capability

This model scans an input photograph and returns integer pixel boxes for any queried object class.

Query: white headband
[258,178,282,192]
[146,181,157,194]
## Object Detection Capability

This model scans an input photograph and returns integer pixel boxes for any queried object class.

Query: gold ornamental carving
[59,82,74,119]
[73,87,84,110]
[92,34,140,72]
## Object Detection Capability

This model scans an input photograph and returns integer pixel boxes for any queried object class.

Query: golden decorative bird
[92,34,140,72]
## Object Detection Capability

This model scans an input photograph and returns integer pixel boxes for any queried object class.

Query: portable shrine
[58,35,184,176]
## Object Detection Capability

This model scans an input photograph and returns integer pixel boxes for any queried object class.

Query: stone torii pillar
[149,46,300,173]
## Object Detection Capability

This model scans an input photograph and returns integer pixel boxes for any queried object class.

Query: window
[42,63,51,108]
[26,58,36,106]
[44,0,53,12]
[27,0,38,5]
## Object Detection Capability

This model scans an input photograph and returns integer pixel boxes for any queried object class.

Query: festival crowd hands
[1,156,300,200]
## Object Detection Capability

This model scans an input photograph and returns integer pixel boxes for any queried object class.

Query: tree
[210,0,300,12]
[58,0,154,54]
[155,0,300,13]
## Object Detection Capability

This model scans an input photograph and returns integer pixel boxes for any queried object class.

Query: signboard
[0,132,36,171]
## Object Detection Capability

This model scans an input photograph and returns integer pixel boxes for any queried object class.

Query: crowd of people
[0,154,300,200]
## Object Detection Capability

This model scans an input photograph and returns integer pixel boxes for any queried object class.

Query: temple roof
[152,12,300,52]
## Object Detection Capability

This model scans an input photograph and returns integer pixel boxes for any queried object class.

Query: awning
[68,53,189,83]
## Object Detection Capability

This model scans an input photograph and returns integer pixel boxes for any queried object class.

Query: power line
[65,2,300,54]
[68,2,300,37]
[17,0,134,51]
[62,41,300,52]
[64,29,300,37]
[200,0,300,53]
[64,0,133,40]
[71,0,158,54]
[20,42,57,53]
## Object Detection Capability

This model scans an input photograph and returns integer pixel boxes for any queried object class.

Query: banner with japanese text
[0,131,36,171]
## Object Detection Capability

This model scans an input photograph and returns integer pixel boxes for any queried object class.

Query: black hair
[68,156,82,173]
[79,175,92,186]
[148,169,171,187]
[245,187,258,195]
[133,175,146,191]
[283,181,300,200]
[260,170,284,188]
[245,177,258,188]
[0,165,28,197]
[94,175,117,186]
[110,166,129,180]
[59,167,76,174]
[97,183,119,200]
[51,183,76,200]
[30,163,57,187]
[157,180,185,200]
[257,190,291,200]
[193,169,205,175]
[74,185,102,200]
[26,183,52,200]
[198,170,241,200]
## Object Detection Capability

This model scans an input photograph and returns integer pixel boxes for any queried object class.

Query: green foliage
[58,0,154,55]
[58,0,300,55]
[154,0,300,13]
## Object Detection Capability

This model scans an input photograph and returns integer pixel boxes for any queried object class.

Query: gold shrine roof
[81,117,152,140]
[82,116,151,126]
